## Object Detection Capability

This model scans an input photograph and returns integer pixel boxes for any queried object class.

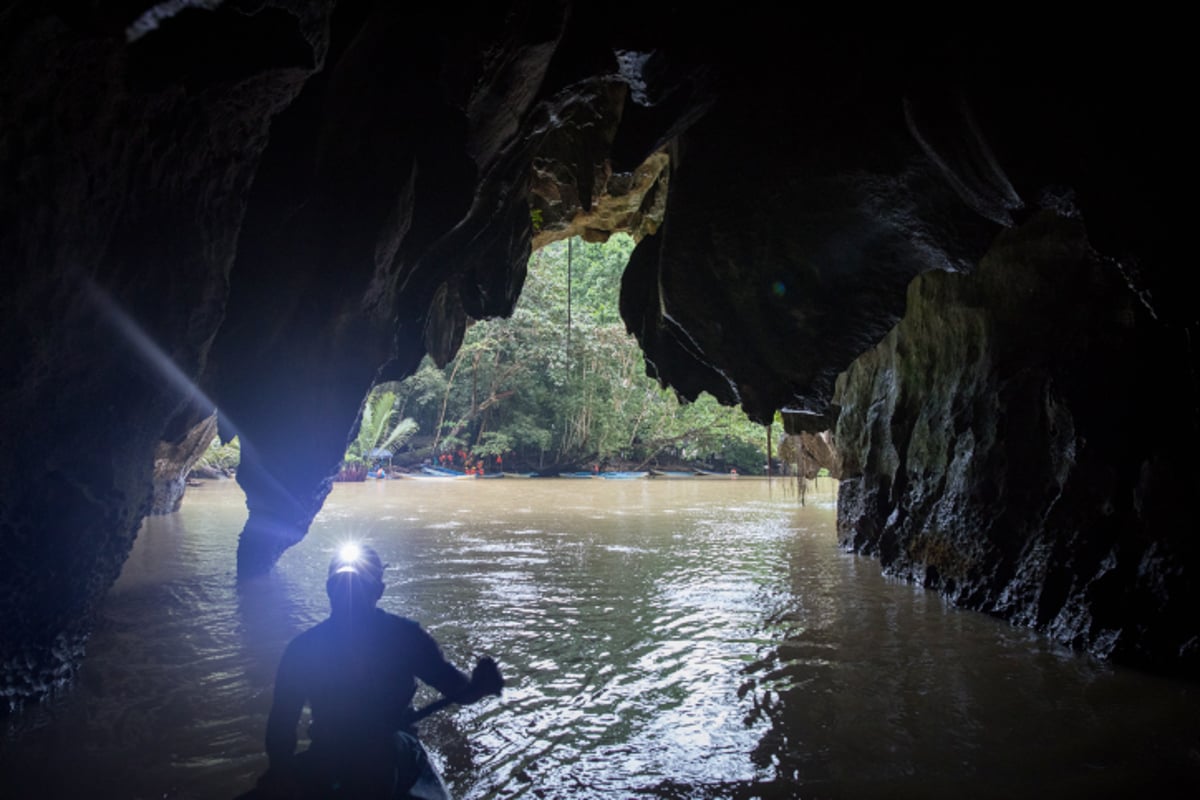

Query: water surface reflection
[1,478,1196,799]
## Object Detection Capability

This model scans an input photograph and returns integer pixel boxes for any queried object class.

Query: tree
[345,386,417,466]
[193,435,240,474]
[390,234,778,472]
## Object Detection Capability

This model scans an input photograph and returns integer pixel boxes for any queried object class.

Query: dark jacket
[265,609,471,770]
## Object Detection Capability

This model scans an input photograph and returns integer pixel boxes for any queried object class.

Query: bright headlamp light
[328,541,384,584]
[337,541,364,566]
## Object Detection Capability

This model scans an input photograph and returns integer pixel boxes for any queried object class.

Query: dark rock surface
[835,214,1198,674]
[1,3,1193,710]
[151,411,218,514]
[2,0,313,711]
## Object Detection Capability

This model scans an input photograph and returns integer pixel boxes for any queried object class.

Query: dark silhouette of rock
[1,4,1193,711]
[835,213,1198,675]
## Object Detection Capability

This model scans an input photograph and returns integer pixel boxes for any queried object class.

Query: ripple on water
[3,480,1199,800]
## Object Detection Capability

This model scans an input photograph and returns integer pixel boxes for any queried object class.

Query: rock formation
[2,2,1194,712]
[151,411,218,514]
[835,213,1197,674]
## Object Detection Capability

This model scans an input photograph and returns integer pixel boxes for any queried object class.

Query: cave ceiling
[1,1,1189,706]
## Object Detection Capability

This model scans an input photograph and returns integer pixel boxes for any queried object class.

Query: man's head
[326,542,385,617]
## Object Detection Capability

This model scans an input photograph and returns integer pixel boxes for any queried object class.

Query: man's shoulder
[285,618,335,648]
[375,609,442,646]
[375,608,424,632]
[282,611,433,653]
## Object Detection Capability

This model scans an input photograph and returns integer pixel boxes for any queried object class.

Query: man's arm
[412,626,472,700]
[409,623,503,704]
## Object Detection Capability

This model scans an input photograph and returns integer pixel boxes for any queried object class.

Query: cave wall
[834,213,1199,674]
[150,412,218,515]
[0,0,698,710]
[2,2,1194,712]
[1,0,318,711]
[618,32,999,429]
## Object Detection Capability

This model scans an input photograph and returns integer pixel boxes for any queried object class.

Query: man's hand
[409,656,505,721]
[469,656,504,699]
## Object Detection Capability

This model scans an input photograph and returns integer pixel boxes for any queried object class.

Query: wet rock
[1,6,1193,712]
[151,412,218,515]
[834,213,1199,674]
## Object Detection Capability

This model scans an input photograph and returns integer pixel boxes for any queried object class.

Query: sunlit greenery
[194,435,240,472]
[345,387,418,466]
[377,235,781,472]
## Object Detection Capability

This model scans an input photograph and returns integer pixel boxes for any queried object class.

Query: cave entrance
[338,234,799,483]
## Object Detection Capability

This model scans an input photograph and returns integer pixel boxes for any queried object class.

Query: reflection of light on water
[600,544,649,554]
[5,479,1198,800]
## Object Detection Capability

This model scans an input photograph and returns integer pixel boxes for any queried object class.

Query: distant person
[253,544,503,799]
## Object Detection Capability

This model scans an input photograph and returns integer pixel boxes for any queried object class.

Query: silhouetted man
[256,543,502,799]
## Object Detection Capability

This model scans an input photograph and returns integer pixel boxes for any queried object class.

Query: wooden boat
[557,471,600,478]
[414,466,474,480]
[648,469,696,479]
[501,471,538,478]
[421,465,466,477]
[599,470,649,479]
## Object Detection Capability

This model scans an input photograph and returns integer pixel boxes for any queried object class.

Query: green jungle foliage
[346,388,418,466]
[375,235,782,473]
[195,435,240,472]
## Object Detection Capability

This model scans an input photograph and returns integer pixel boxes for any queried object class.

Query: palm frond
[379,417,418,451]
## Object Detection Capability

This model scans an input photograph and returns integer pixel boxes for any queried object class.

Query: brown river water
[2,477,1198,799]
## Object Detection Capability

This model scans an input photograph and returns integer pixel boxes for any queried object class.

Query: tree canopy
[375,235,782,473]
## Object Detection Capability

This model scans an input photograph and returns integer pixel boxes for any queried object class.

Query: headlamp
[335,542,364,571]
[328,541,384,584]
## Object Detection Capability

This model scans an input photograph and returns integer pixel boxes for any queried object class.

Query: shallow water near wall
[2,477,1197,799]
